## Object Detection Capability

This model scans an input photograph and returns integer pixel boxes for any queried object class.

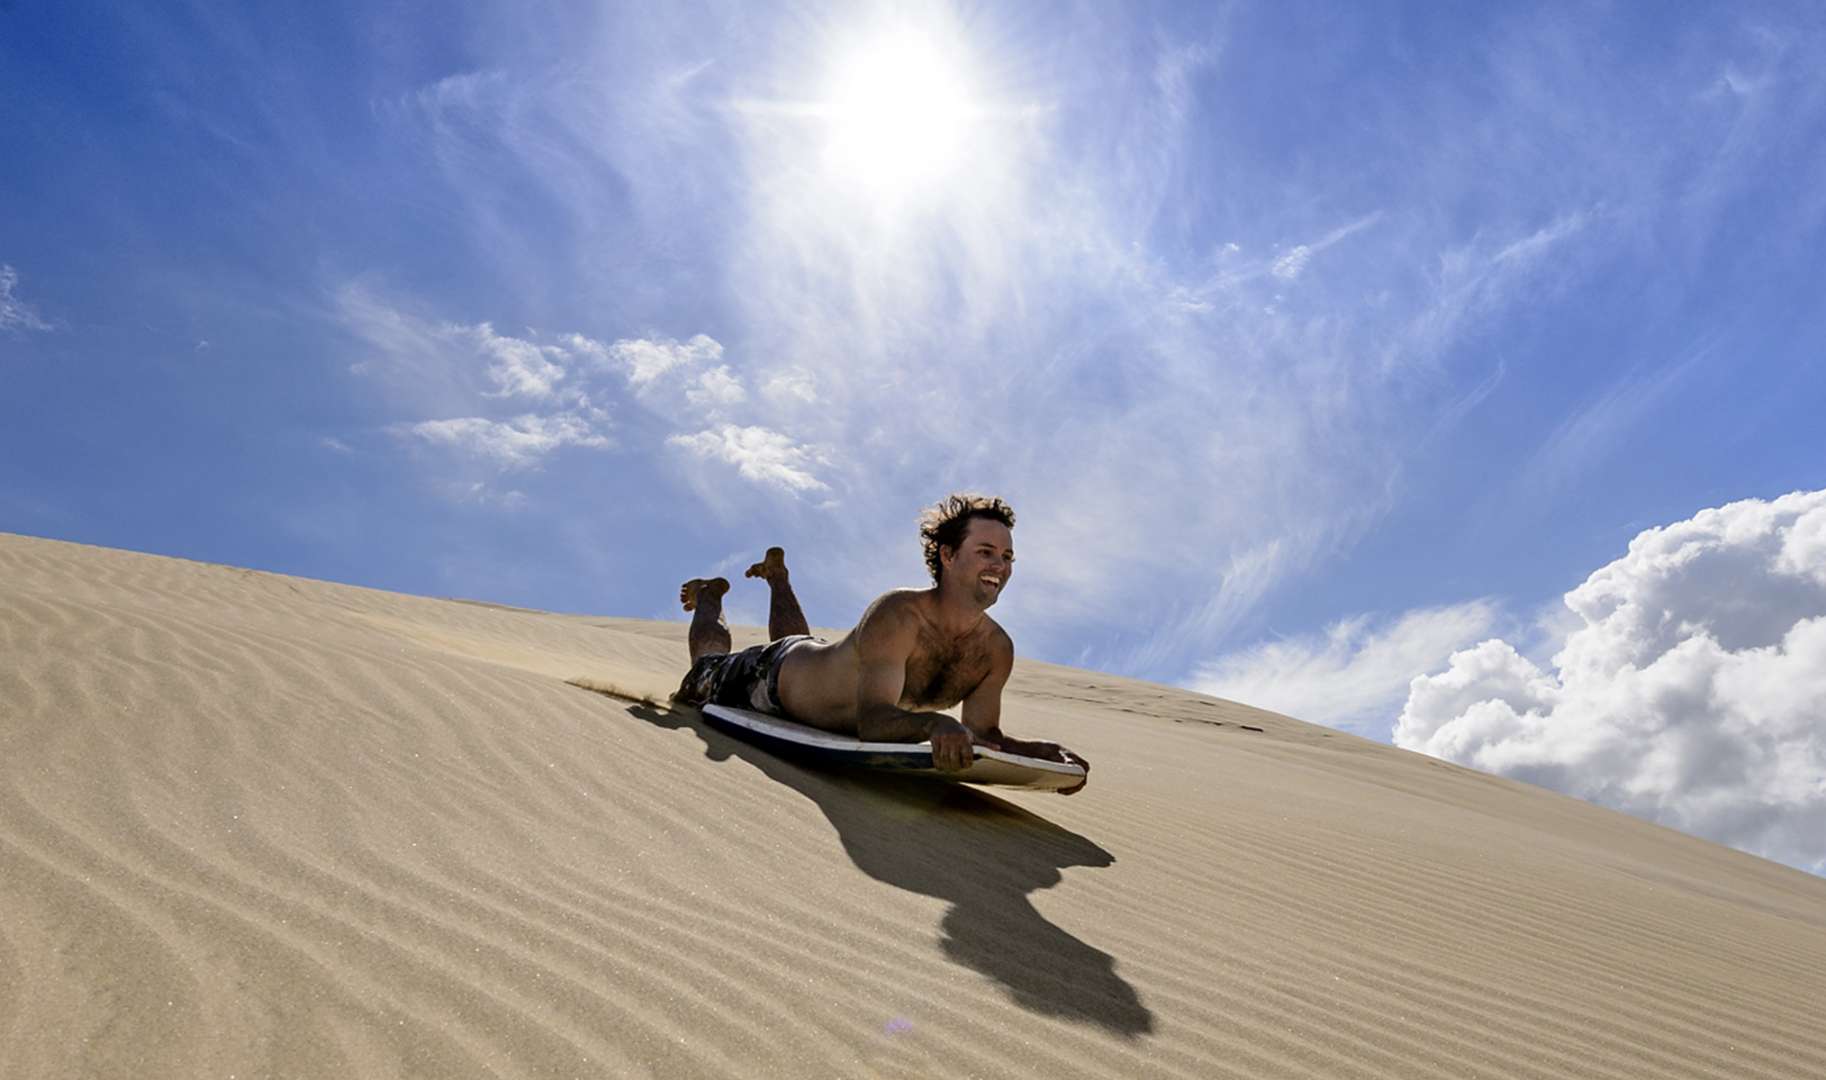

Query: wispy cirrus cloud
[340,3,1824,674]
[1,264,52,333]
[1515,344,1711,503]
[397,413,611,469]
[1193,601,1502,732]
[1267,215,1384,283]
[1270,246,1311,281]
[336,284,611,412]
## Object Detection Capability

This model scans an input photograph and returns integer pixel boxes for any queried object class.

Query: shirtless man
[672,494,1089,794]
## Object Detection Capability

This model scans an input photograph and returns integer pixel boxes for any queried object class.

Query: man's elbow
[857,705,926,743]
[854,705,892,740]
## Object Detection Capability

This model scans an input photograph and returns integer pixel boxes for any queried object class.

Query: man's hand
[926,716,976,771]
[1055,748,1090,795]
[998,737,1091,795]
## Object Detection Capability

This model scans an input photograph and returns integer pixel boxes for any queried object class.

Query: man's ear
[939,544,956,570]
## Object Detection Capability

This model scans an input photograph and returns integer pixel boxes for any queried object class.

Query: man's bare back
[672,504,1089,793]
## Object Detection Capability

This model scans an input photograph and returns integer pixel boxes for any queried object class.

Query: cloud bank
[1395,490,1826,873]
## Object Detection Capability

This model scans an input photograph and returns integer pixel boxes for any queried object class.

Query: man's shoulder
[981,617,1014,661]
[852,588,929,639]
[860,587,931,621]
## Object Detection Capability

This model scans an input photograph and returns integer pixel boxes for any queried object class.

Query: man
[673,493,1090,794]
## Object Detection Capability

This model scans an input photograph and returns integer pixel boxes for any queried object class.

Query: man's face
[943,517,1015,608]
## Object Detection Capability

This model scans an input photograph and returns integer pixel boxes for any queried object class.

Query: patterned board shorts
[674,635,817,716]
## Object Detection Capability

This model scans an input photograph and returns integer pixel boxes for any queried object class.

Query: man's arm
[852,595,976,769]
[962,628,1091,795]
[958,630,1014,746]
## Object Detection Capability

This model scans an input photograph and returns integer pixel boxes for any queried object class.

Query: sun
[820,30,976,198]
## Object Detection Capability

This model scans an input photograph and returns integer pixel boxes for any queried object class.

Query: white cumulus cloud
[1395,489,1826,873]
[608,333,723,386]
[450,321,571,399]
[686,365,748,409]
[1192,600,1500,731]
[668,424,829,494]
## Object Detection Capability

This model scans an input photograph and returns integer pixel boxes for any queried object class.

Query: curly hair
[919,493,1016,584]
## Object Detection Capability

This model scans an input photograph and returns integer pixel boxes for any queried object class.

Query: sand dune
[4,531,1825,1079]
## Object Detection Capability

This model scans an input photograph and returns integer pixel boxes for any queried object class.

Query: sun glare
[821,31,975,198]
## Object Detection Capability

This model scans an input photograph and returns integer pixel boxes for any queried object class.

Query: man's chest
[900,630,992,710]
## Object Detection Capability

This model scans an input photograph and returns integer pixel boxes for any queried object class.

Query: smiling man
[673,493,1090,794]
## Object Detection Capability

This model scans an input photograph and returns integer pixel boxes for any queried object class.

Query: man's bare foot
[679,577,729,612]
[744,547,790,584]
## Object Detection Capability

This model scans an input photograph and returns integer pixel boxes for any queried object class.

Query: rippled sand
[4,531,1825,1078]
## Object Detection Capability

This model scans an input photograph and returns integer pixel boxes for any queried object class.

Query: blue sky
[5,0,1824,759]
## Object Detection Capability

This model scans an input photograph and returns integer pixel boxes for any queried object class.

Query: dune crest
[4,531,1825,1078]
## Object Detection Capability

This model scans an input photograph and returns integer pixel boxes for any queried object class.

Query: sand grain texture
[3,532,1825,1079]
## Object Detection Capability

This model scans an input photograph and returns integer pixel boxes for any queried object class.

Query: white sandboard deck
[700,703,1087,791]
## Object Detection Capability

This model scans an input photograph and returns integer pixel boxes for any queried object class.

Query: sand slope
[3,531,1824,1079]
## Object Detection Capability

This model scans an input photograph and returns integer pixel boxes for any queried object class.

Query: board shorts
[674,635,817,717]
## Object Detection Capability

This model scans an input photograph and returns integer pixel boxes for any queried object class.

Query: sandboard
[700,703,1086,791]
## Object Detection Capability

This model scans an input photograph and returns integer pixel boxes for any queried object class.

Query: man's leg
[679,577,732,662]
[745,547,811,640]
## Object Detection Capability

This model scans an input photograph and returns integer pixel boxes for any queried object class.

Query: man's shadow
[627,701,1153,1038]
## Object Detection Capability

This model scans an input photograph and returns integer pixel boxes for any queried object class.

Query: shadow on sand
[625,701,1153,1038]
